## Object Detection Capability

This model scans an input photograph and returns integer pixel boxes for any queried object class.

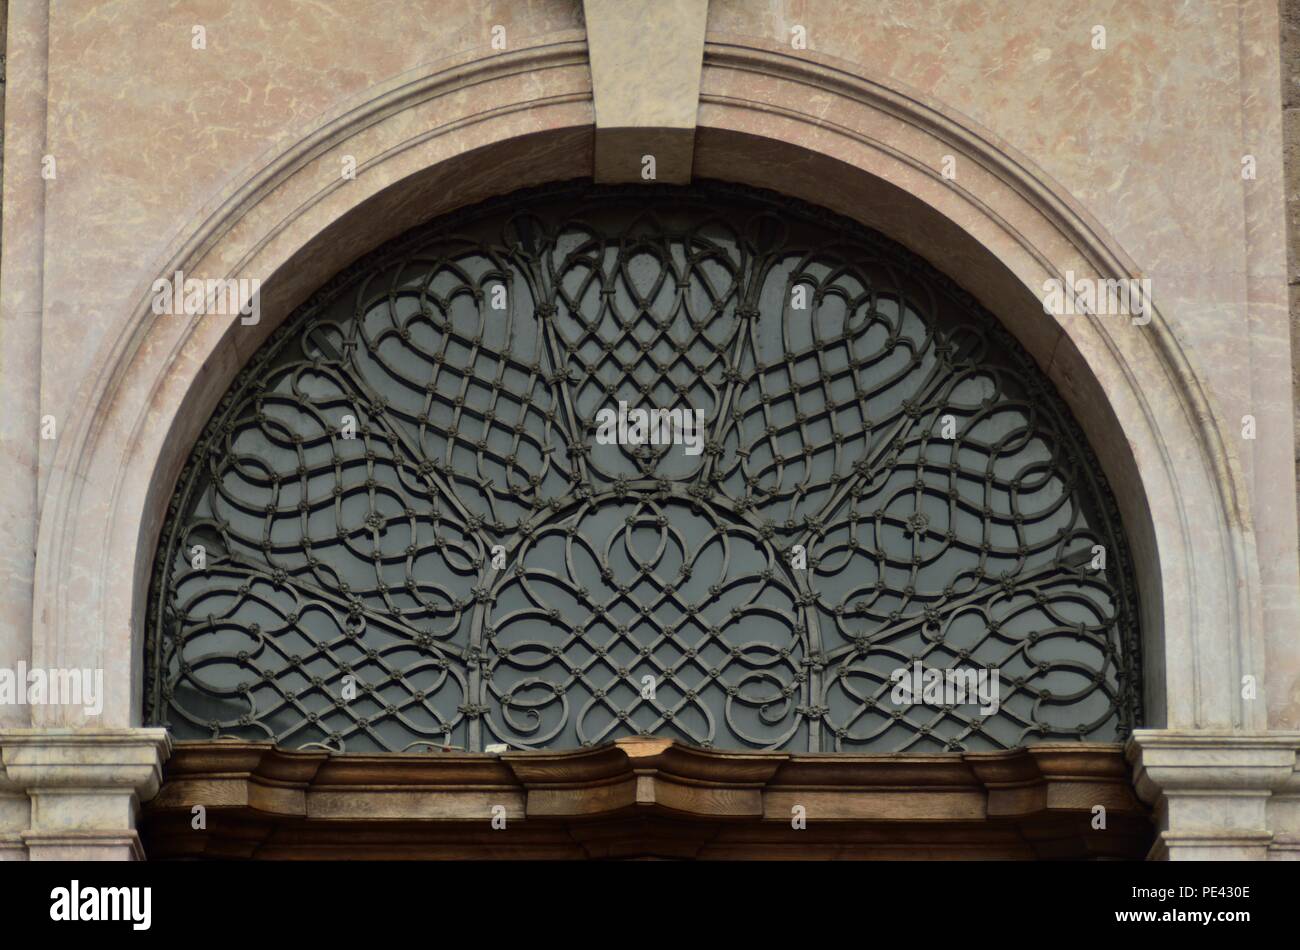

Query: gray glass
[146,182,1141,753]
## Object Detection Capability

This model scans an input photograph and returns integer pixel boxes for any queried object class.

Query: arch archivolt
[32,34,1260,738]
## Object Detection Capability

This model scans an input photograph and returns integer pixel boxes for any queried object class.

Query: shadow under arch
[31,35,1261,739]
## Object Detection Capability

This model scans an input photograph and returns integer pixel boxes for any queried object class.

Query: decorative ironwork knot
[146,180,1140,755]
[904,513,930,538]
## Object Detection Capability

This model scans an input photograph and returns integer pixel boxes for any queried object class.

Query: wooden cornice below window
[140,738,1152,860]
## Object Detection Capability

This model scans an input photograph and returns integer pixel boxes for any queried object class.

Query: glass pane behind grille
[146,182,1141,753]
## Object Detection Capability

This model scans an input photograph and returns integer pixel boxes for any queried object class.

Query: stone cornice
[0,728,173,859]
[1126,730,1300,802]
[0,728,172,799]
[1125,730,1300,859]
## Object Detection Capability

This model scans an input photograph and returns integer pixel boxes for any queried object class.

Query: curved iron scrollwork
[146,181,1141,753]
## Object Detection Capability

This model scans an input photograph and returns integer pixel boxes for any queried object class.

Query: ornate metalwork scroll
[146,181,1141,753]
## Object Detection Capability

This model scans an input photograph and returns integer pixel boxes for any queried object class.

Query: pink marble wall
[704,1,1299,725]
[2,0,1297,731]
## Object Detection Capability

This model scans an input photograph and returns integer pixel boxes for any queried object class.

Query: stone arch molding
[32,33,1262,740]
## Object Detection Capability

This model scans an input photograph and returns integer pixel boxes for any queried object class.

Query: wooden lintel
[141,739,1152,860]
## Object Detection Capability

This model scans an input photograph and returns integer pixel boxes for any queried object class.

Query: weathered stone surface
[584,0,708,182]
[1283,0,1300,561]
[0,0,1296,859]
[1129,730,1300,860]
[0,728,171,861]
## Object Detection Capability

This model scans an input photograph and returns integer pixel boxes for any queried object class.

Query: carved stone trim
[0,728,173,860]
[1127,729,1300,860]
[35,31,1264,754]
[142,739,1150,859]
[583,0,707,183]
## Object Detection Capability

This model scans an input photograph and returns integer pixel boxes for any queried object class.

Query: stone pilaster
[1127,730,1300,860]
[0,761,27,861]
[0,728,171,861]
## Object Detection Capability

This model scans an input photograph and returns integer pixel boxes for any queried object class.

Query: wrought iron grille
[146,181,1141,753]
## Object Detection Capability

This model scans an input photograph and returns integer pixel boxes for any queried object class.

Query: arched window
[146,182,1141,754]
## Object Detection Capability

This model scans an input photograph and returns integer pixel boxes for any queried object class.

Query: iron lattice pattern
[146,182,1141,753]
